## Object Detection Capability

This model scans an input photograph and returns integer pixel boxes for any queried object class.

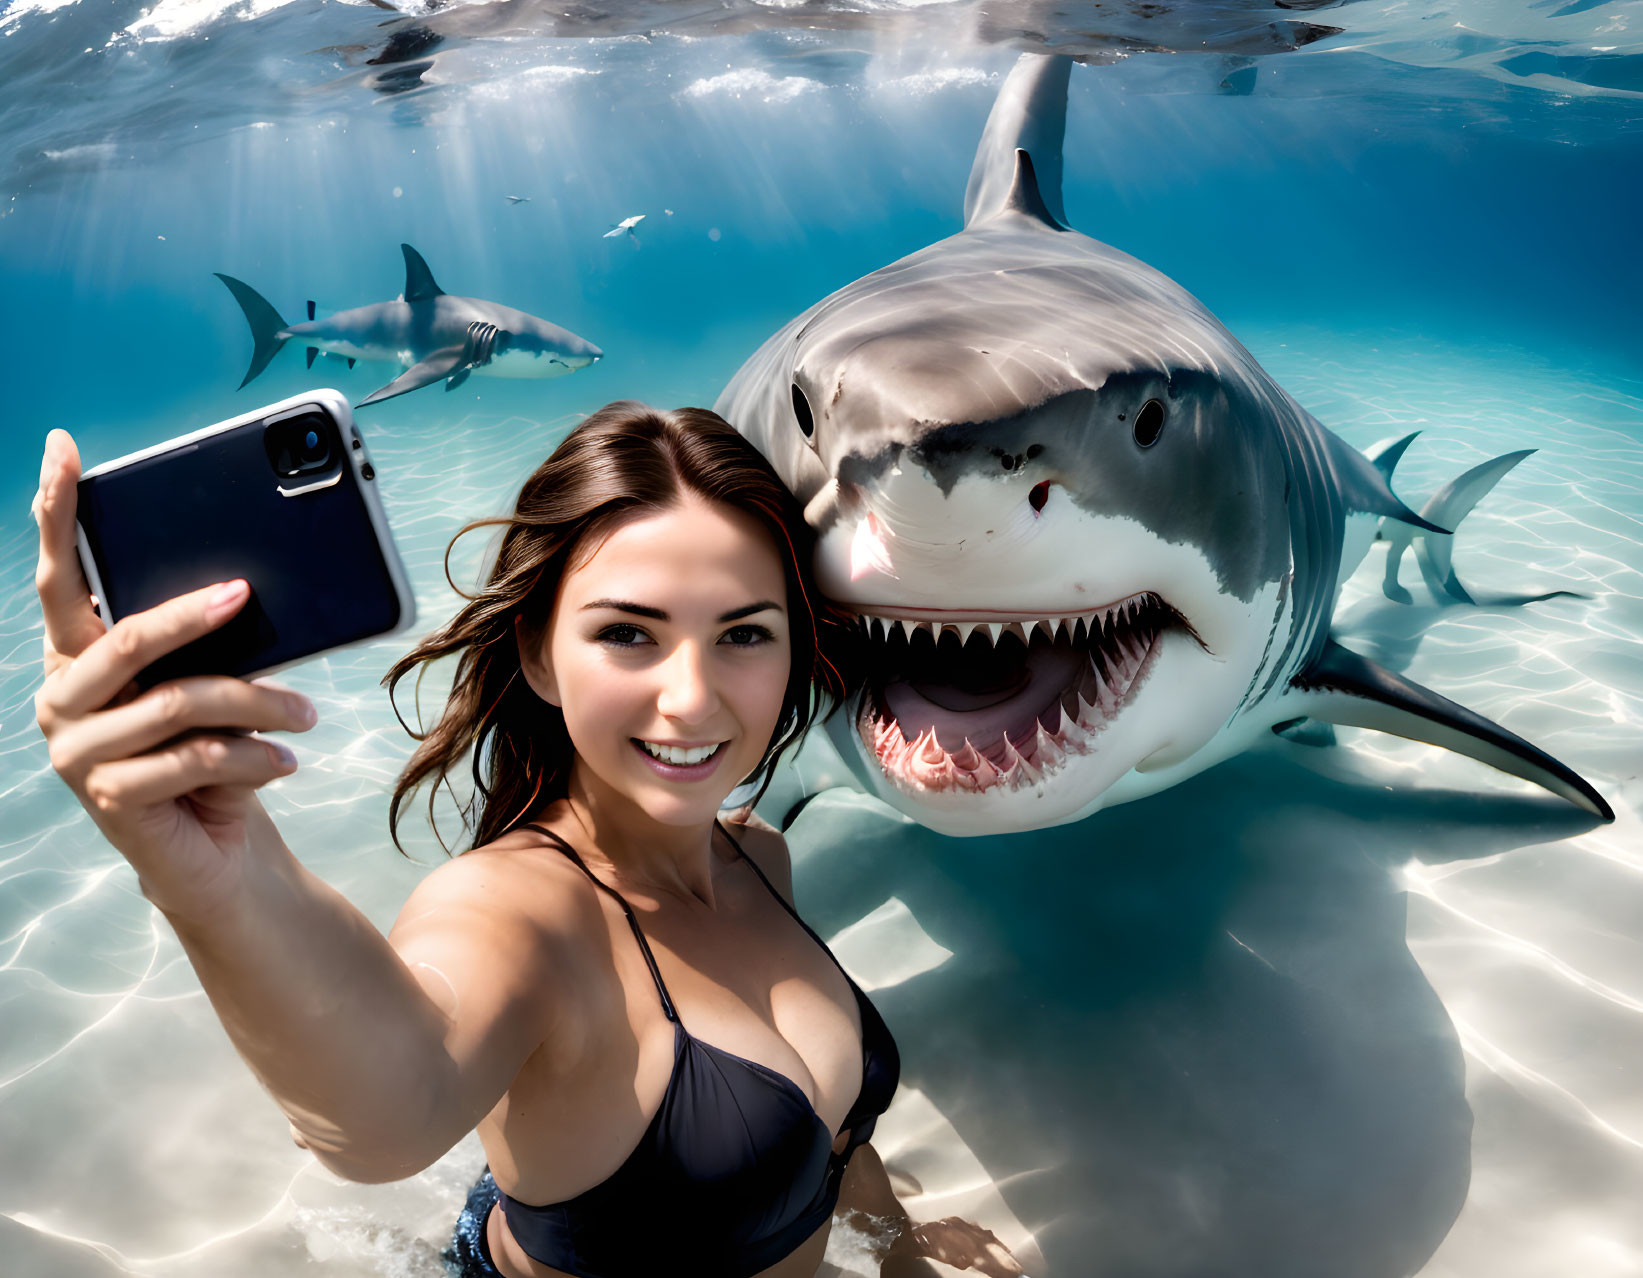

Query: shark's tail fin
[1378,445,1584,606]
[1366,430,1422,485]
[214,273,289,389]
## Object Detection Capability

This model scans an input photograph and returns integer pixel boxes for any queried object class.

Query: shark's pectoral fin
[306,346,318,369]
[358,346,467,407]
[1287,640,1612,820]
[1272,717,1339,749]
[445,368,471,392]
[346,357,356,369]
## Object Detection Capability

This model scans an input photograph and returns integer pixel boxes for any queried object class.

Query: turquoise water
[2,3,1642,1275]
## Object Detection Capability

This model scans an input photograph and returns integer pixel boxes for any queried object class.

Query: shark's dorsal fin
[401,243,444,302]
[963,54,1070,230]
[1289,639,1612,820]
[1000,149,1063,230]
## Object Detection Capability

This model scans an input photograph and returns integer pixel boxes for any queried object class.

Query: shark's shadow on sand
[785,748,1599,1278]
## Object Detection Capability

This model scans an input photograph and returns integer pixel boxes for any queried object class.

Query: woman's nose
[655,642,721,723]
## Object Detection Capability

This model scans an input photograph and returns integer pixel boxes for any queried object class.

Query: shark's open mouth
[851,593,1187,794]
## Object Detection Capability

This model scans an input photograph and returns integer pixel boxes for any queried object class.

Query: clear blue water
[1,3,1641,1276]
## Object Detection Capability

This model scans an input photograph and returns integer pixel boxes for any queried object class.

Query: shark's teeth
[855,590,1176,799]
[641,740,723,766]
[851,593,1166,652]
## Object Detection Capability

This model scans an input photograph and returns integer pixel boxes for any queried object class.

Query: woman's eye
[722,625,774,647]
[598,624,650,646]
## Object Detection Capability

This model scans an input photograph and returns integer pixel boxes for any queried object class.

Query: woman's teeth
[640,741,723,766]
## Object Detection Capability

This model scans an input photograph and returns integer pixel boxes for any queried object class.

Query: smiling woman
[31,400,1025,1278]
[382,401,849,853]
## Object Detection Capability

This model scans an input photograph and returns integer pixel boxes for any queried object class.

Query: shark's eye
[791,383,815,438]
[1134,399,1166,448]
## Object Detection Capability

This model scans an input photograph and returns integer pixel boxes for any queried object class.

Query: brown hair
[384,401,850,856]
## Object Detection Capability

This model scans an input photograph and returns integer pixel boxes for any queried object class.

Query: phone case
[75,389,417,686]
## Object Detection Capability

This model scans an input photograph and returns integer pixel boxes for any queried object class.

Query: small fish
[505,195,530,204]
[604,214,645,243]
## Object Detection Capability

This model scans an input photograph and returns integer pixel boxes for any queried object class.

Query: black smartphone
[75,390,417,688]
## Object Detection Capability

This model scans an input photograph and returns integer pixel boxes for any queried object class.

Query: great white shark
[717,54,1611,836]
[216,243,601,407]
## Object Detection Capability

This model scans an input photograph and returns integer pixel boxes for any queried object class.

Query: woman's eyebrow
[579,599,784,622]
[719,601,784,621]
[581,599,666,619]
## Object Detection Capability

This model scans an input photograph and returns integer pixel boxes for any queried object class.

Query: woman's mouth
[632,738,728,781]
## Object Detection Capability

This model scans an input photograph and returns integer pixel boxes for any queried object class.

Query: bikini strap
[522,823,679,1024]
[714,819,839,962]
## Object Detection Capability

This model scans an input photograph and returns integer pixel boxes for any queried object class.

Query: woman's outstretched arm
[33,429,567,1182]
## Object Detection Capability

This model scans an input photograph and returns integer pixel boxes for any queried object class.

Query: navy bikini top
[499,821,900,1278]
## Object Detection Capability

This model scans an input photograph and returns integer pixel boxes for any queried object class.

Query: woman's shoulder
[721,805,795,904]
[390,824,612,964]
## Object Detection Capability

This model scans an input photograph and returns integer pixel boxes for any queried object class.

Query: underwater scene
[2,1,1642,1275]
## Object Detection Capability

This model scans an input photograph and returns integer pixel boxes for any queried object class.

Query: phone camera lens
[265,412,335,478]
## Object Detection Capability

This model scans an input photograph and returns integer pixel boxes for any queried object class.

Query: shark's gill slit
[854,594,1178,794]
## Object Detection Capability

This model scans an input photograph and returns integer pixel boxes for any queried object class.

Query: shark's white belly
[307,335,582,379]
[483,347,581,379]
[368,344,580,378]
[309,337,393,362]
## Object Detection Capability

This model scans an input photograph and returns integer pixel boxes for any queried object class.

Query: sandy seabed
[0,327,1638,1277]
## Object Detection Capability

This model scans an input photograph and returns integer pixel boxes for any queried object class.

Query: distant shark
[717,54,1611,834]
[216,243,602,407]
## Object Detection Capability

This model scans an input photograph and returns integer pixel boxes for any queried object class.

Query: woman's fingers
[33,429,107,667]
[47,676,316,782]
[39,579,251,722]
[912,1219,1026,1277]
[82,731,297,816]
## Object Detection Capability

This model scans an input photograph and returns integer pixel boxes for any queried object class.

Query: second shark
[217,243,602,407]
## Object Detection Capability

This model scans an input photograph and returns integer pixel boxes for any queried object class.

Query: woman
[32,402,1024,1278]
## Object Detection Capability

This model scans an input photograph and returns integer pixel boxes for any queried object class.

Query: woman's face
[521,495,794,829]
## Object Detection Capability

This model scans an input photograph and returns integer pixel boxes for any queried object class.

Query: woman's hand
[883,1216,1028,1278]
[32,428,317,923]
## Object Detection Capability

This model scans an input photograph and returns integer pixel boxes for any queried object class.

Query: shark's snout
[822,453,1053,597]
